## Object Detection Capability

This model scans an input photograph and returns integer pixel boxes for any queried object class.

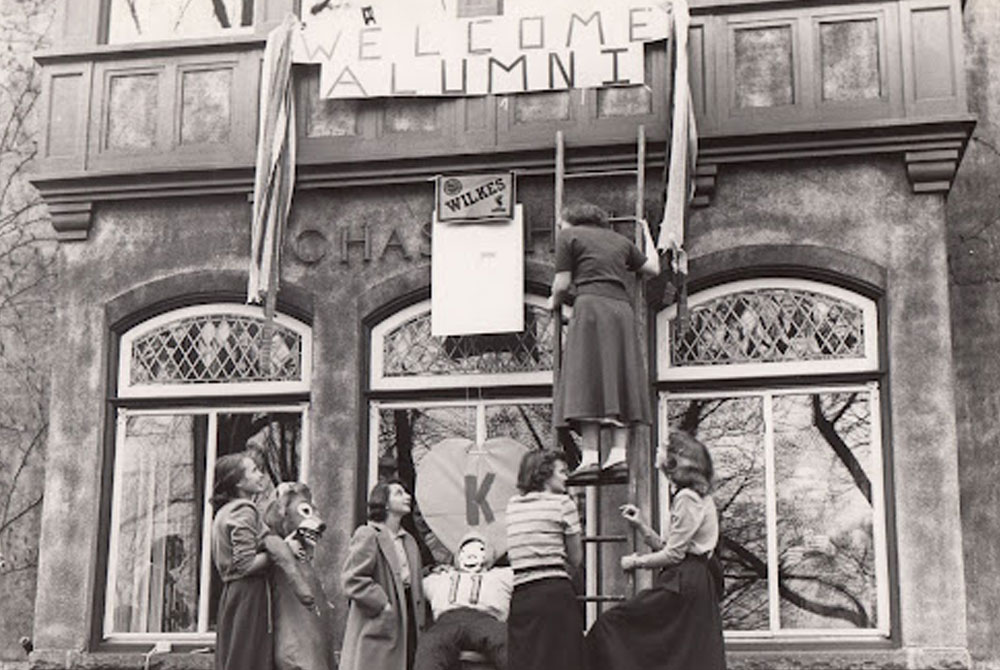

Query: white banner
[431,204,524,336]
[294,0,672,99]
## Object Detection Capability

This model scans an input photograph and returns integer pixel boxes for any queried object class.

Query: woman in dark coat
[339,479,426,670]
[585,431,727,670]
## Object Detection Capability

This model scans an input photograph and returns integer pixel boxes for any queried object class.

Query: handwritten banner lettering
[294,1,672,99]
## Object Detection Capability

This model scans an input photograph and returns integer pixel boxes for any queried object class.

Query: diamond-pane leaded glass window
[372,297,553,389]
[120,305,311,397]
[656,279,889,640]
[674,288,864,366]
[657,279,878,381]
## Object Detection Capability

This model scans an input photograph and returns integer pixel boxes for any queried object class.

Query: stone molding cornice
[47,201,93,241]
[33,117,975,242]
[692,116,975,205]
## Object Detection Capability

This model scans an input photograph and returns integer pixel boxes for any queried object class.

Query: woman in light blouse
[584,430,727,670]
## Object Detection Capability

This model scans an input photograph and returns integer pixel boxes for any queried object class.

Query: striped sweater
[506,491,581,587]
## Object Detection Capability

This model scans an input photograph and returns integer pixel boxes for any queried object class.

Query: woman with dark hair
[210,452,274,670]
[584,430,727,670]
[549,201,660,474]
[504,450,585,670]
[340,479,426,670]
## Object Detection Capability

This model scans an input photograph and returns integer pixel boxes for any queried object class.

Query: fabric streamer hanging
[248,15,299,372]
[657,0,698,331]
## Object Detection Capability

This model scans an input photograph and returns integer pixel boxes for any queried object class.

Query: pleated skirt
[554,294,651,428]
[584,555,727,670]
[508,578,585,670]
[215,575,273,670]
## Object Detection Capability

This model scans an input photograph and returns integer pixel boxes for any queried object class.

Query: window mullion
[475,402,487,445]
[869,383,890,635]
[585,488,599,627]
[138,453,156,632]
[368,402,382,492]
[104,410,128,637]
[300,404,311,485]
[658,392,670,530]
[197,411,219,633]
[764,392,781,634]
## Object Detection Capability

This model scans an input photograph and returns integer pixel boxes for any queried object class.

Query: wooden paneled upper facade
[33,0,973,240]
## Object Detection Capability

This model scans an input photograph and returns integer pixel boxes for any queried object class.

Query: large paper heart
[416,437,530,558]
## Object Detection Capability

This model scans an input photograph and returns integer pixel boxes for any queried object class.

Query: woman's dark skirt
[585,555,726,670]
[508,577,585,670]
[215,575,273,670]
[554,294,651,428]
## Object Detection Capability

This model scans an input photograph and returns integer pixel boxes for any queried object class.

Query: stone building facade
[21,0,991,668]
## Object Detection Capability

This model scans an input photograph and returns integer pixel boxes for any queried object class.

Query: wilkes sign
[435,173,516,222]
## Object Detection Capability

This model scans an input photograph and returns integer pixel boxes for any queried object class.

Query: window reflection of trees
[208,411,303,629]
[111,410,303,634]
[669,391,878,632]
[113,415,202,633]
[774,393,876,630]
[376,402,551,565]
[218,412,302,487]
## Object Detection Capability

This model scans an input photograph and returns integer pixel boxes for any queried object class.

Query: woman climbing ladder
[548,201,660,475]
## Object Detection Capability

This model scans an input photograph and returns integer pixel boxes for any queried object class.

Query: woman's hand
[285,535,306,560]
[621,553,640,572]
[549,272,572,311]
[637,219,661,277]
[620,503,647,528]
[639,218,654,241]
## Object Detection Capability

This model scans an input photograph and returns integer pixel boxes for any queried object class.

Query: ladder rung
[581,535,628,544]
[577,595,628,603]
[564,169,638,180]
[567,468,628,486]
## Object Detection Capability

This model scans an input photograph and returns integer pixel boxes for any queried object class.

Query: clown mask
[457,539,487,573]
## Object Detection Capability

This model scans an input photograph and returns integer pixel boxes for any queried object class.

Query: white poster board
[431,204,524,336]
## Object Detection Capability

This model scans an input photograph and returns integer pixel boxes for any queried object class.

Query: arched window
[656,279,890,640]
[104,304,312,642]
[367,295,555,565]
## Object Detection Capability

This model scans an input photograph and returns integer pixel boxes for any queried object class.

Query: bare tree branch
[0,5,57,650]
[811,394,872,504]
[722,535,870,628]
[0,495,43,535]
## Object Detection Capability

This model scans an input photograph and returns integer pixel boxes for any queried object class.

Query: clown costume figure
[415,533,514,670]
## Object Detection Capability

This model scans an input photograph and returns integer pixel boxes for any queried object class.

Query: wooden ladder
[551,126,652,626]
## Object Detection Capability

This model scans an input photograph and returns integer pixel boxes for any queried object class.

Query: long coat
[338,522,426,670]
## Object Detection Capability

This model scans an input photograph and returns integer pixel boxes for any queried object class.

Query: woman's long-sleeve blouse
[661,489,719,565]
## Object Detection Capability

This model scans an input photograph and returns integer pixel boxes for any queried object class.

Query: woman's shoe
[601,447,627,470]
[570,461,601,478]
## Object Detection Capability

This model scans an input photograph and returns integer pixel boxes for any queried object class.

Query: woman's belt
[513,563,566,575]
